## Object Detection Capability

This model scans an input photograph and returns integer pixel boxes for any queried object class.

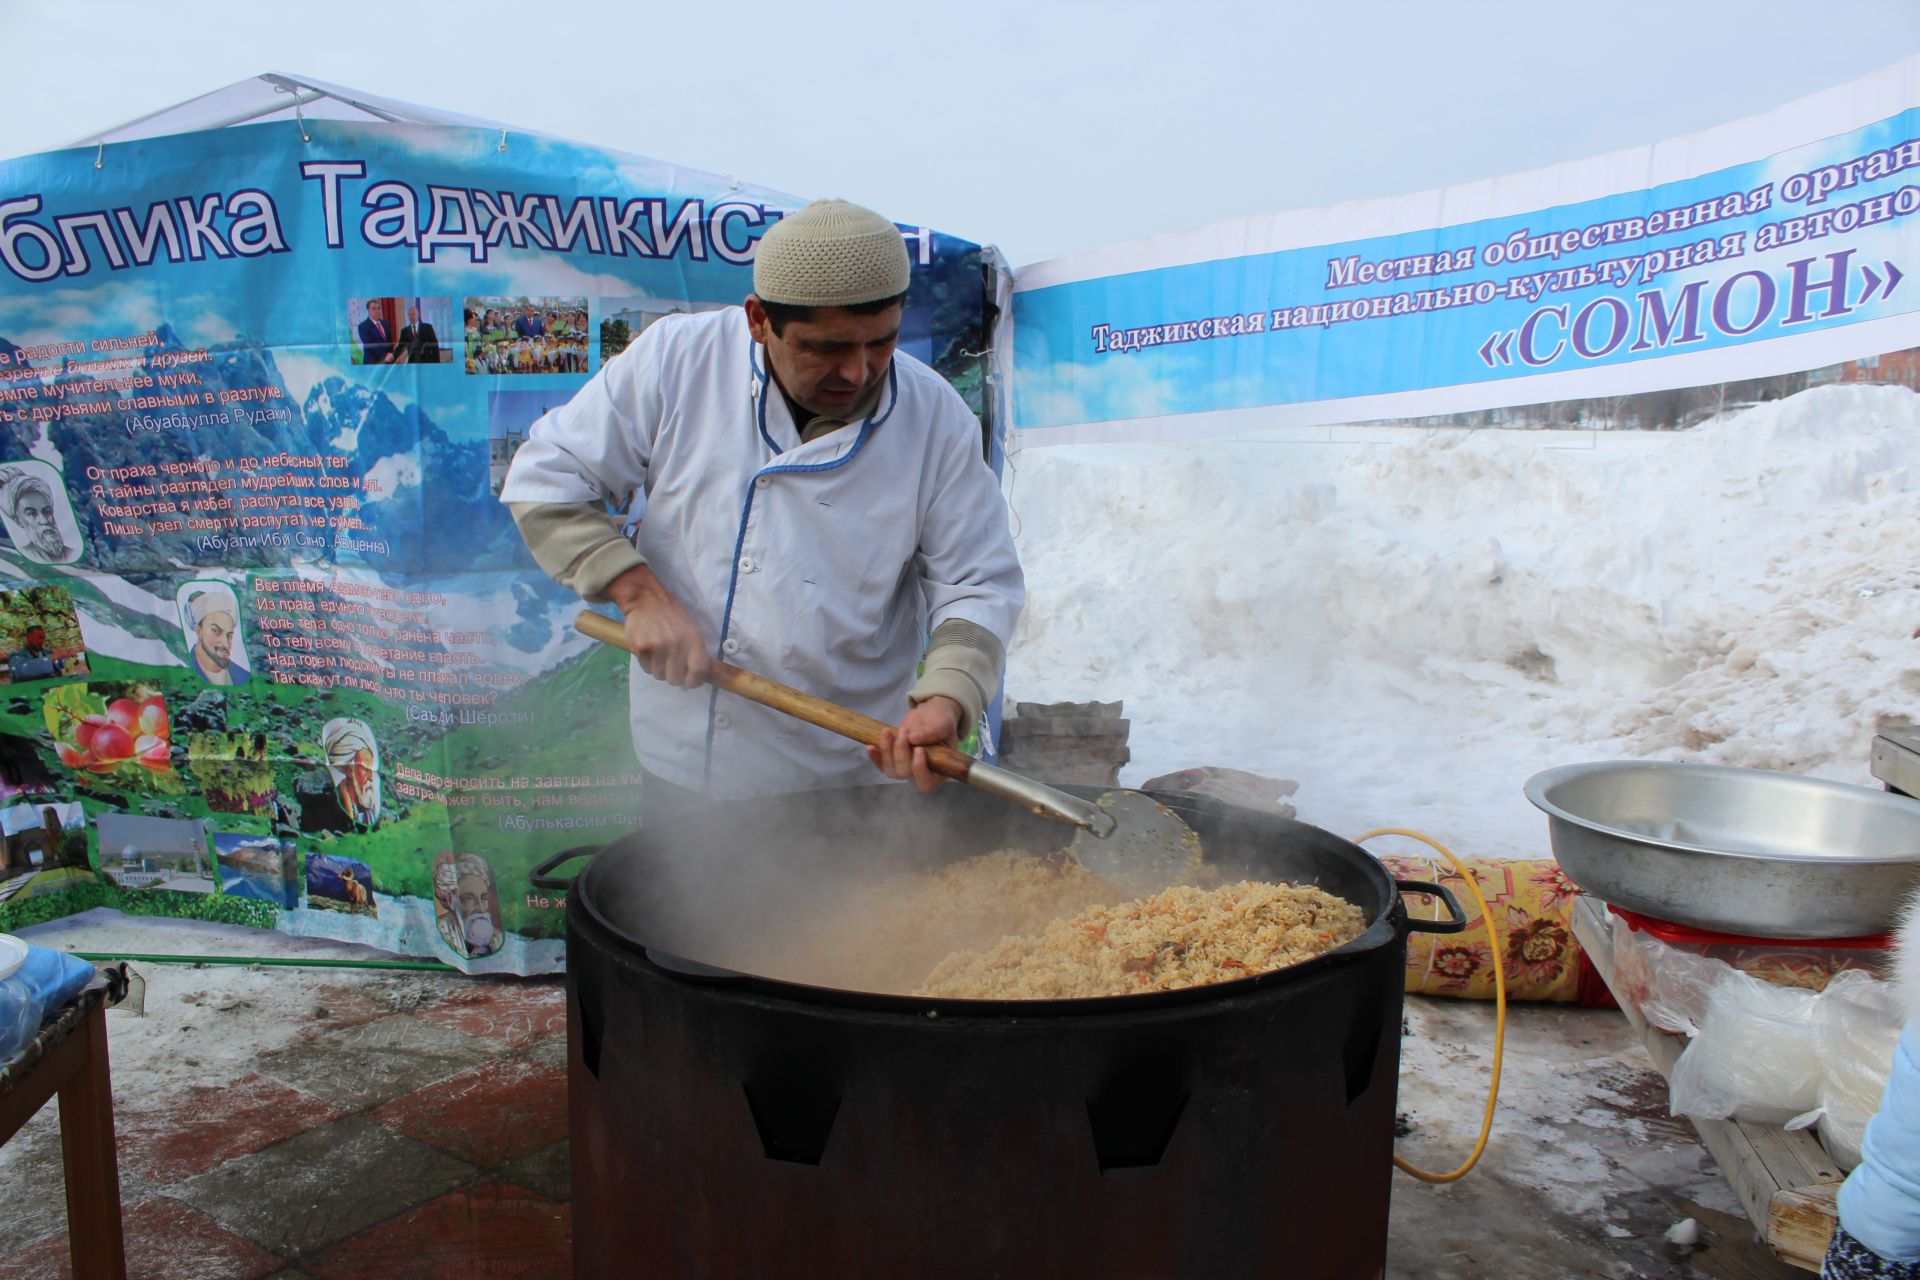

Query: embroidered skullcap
[753,199,910,307]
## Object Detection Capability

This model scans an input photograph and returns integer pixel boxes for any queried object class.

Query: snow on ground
[11,384,1908,1271]
[1003,383,1920,857]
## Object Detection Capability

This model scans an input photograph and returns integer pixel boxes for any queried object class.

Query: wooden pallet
[1571,896,1841,1272]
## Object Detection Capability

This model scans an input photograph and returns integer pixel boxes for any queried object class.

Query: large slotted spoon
[576,611,1199,896]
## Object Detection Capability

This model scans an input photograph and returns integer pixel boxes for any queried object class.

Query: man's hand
[868,696,962,793]
[606,564,712,689]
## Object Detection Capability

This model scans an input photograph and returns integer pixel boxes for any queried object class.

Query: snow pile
[1004,383,1920,855]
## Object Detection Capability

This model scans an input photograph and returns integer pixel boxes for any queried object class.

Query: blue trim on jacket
[700,353,899,790]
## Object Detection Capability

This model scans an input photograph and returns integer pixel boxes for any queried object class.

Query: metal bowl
[1524,760,1920,938]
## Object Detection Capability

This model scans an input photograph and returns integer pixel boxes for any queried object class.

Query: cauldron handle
[530,844,601,892]
[1396,879,1469,934]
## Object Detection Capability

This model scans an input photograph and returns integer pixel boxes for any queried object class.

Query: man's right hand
[606,564,713,689]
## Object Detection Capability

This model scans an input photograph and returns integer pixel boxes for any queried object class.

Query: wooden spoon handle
[573,611,976,782]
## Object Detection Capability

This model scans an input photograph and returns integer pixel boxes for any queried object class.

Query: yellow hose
[1353,827,1506,1184]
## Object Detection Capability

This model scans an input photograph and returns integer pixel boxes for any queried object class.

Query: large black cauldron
[536,784,1462,1280]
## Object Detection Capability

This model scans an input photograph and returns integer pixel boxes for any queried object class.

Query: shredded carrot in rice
[919,880,1366,1000]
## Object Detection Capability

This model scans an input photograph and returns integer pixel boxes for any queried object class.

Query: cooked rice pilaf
[920,880,1367,1000]
[742,850,1118,995]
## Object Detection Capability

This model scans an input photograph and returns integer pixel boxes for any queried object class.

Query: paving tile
[496,1139,570,1203]
[117,1072,345,1184]
[0,1111,161,1257]
[304,1178,570,1280]
[414,978,566,1048]
[170,1115,475,1258]
[526,1030,568,1071]
[368,1055,566,1168]
[0,1193,283,1280]
[255,1012,504,1112]
[0,1109,85,1255]
[293,982,397,1035]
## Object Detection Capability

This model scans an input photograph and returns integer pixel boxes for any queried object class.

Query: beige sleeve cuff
[906,619,1005,742]
[507,501,648,604]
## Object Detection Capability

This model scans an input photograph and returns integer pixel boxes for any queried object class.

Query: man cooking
[500,198,1023,805]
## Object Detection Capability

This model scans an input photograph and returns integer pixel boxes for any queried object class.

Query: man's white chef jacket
[499,306,1024,798]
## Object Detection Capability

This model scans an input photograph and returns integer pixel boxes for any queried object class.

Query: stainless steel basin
[1524,761,1920,938]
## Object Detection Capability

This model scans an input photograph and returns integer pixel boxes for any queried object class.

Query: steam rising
[588,780,1098,994]
[585,779,1388,999]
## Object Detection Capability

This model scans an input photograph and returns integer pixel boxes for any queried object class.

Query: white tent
[64,71,1014,418]
[70,72,525,147]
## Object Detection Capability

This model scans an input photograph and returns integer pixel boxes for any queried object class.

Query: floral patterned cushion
[1376,854,1605,1004]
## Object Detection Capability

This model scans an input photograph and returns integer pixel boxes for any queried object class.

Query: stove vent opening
[573,966,607,1079]
[1087,1062,1188,1171]
[1343,1016,1383,1107]
[744,1078,842,1165]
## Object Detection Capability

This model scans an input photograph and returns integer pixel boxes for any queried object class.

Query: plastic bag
[0,979,29,1060]
[0,940,97,1061]
[1808,969,1905,1168]
[1668,967,1825,1124]
[1621,926,1734,1035]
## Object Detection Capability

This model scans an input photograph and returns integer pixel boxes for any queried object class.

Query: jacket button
[755,476,771,489]
[738,557,754,572]
[714,713,731,729]
[722,639,739,655]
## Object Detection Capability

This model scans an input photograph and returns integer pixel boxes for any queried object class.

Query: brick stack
[995,699,1130,786]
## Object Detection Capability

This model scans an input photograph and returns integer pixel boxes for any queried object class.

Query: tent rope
[274,82,311,142]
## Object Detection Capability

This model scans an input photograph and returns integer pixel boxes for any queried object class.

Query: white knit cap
[753,199,910,307]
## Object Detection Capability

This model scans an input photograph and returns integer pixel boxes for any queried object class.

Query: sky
[6,0,1920,267]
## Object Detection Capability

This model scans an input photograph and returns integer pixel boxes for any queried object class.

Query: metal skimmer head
[1067,790,1205,899]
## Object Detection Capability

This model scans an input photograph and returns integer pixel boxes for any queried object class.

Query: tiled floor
[0,974,571,1280]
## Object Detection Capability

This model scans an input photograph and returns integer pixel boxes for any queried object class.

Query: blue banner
[1015,97,1920,439]
[0,120,996,971]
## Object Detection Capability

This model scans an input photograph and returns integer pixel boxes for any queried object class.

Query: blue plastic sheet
[0,943,96,1061]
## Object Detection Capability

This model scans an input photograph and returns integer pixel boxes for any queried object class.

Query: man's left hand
[868,696,962,793]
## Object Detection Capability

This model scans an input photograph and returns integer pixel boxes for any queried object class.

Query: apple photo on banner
[0,461,81,566]
[176,580,250,686]
[0,584,90,685]
[42,681,177,794]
